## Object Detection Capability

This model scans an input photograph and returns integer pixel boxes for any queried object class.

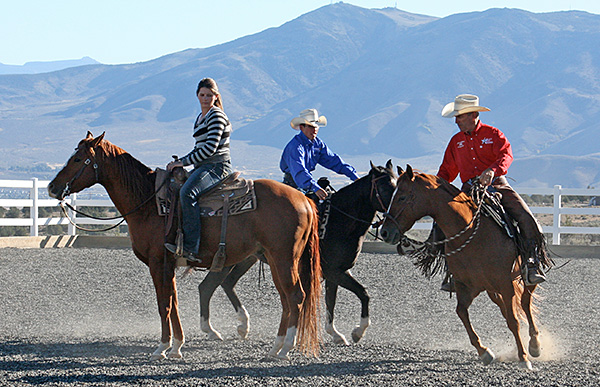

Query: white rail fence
[1,178,600,245]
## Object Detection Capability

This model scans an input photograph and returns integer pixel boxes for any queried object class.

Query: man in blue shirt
[280,108,359,199]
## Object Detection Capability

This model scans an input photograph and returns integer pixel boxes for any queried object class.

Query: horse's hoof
[480,348,495,365]
[149,353,166,361]
[519,360,533,370]
[333,335,349,345]
[261,354,280,362]
[237,325,249,339]
[529,339,541,358]
[351,327,366,343]
[207,331,223,341]
[167,351,183,359]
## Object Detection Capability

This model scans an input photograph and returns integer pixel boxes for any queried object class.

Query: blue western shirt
[280,131,359,192]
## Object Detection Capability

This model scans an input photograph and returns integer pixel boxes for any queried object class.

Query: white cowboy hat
[441,94,491,117]
[290,108,328,129]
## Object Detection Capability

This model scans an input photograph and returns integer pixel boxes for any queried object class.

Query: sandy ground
[0,248,599,386]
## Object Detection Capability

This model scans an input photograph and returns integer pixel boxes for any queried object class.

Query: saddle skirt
[197,172,256,217]
[154,168,257,217]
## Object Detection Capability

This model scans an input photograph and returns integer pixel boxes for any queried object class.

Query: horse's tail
[296,200,322,357]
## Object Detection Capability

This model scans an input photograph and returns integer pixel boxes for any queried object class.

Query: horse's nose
[380,228,389,241]
[47,183,59,199]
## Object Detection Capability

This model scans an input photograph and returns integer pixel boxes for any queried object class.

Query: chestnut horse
[194,161,398,345]
[47,132,322,360]
[380,165,544,369]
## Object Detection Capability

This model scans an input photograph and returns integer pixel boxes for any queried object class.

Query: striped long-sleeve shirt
[180,106,232,167]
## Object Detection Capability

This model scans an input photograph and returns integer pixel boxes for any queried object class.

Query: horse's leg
[337,270,370,343]
[266,252,304,360]
[455,283,494,365]
[148,259,182,360]
[499,286,531,369]
[220,255,258,339]
[198,266,234,341]
[266,265,291,359]
[521,285,541,358]
[167,286,184,358]
[324,279,349,345]
[486,291,508,319]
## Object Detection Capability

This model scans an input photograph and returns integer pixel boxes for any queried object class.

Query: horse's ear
[397,165,404,175]
[406,164,415,180]
[86,131,94,139]
[385,159,393,171]
[370,161,376,170]
[90,132,105,148]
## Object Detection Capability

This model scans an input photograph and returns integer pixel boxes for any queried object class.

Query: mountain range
[0,4,599,188]
[0,57,100,75]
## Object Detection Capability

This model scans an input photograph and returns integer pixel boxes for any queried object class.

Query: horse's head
[380,164,432,244]
[367,159,397,212]
[48,131,105,200]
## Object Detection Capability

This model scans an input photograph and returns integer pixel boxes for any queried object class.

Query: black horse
[194,161,397,344]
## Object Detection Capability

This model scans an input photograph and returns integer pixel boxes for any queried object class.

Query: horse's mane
[413,171,474,209]
[333,170,371,199]
[98,140,155,202]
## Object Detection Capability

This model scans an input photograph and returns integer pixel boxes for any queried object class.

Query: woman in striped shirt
[165,78,232,260]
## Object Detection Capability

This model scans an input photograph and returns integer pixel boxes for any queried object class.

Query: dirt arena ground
[0,248,598,386]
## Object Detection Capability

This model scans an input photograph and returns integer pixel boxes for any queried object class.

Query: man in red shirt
[433,94,548,291]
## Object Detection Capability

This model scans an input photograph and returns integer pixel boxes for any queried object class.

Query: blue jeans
[180,160,232,253]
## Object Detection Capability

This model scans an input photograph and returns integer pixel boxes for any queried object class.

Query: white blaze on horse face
[386,184,401,215]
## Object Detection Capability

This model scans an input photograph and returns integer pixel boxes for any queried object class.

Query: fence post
[552,185,561,245]
[68,193,77,236]
[30,178,39,236]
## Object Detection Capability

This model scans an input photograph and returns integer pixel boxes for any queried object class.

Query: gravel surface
[0,248,599,386]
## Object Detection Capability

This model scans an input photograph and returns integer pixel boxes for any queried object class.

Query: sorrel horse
[194,161,397,345]
[380,165,544,369]
[47,132,322,360]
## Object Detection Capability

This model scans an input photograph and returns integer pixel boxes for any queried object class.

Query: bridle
[328,172,393,227]
[369,174,393,213]
[58,148,167,233]
[383,179,486,258]
[61,154,99,199]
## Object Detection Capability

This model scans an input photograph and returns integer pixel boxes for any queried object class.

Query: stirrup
[440,277,455,292]
[522,263,545,286]
[164,243,202,263]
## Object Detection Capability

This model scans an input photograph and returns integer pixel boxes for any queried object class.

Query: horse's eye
[398,195,407,202]
[73,157,81,163]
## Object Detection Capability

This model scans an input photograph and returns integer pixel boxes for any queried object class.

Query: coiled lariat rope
[398,182,487,277]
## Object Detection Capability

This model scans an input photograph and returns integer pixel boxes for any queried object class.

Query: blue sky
[2,0,598,65]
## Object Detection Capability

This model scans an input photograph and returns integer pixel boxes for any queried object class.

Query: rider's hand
[315,188,328,200]
[166,160,183,172]
[479,168,494,186]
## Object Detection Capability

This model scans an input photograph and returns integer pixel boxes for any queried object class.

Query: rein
[329,174,390,228]
[58,157,169,233]
[387,181,486,259]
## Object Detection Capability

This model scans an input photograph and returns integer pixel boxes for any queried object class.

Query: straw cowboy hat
[290,108,328,129]
[441,94,491,117]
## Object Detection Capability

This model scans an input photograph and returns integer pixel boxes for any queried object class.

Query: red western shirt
[437,121,513,183]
